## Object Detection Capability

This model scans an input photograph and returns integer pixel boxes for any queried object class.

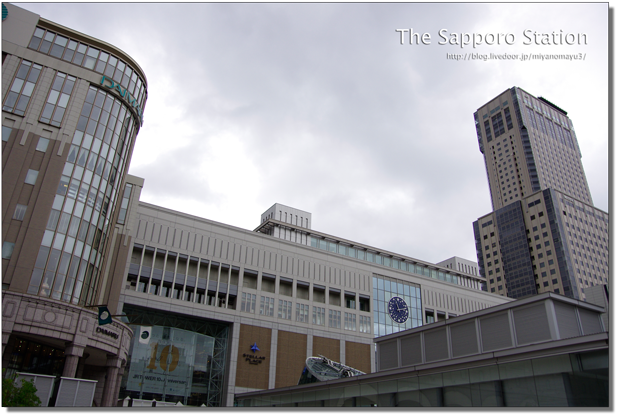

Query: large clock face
[388,296,409,323]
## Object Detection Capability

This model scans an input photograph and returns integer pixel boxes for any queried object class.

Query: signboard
[126,326,214,398]
[100,76,145,125]
[242,342,266,365]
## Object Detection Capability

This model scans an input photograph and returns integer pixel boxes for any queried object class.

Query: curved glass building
[2,3,147,406]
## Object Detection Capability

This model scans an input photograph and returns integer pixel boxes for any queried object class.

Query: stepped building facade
[472,88,608,300]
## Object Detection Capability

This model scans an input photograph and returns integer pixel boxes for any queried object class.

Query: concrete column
[268,329,278,389]
[112,359,127,406]
[101,355,122,407]
[62,343,85,377]
[75,352,90,379]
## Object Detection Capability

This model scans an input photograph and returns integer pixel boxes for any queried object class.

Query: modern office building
[235,292,609,407]
[473,87,592,211]
[109,177,511,406]
[472,88,608,301]
[474,189,608,300]
[436,256,479,277]
[2,3,147,406]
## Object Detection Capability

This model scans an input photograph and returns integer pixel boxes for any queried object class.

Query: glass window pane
[58,93,70,108]
[2,126,12,142]
[25,169,39,185]
[13,204,27,221]
[2,242,15,259]
[15,96,30,114]
[41,103,54,122]
[10,78,24,93]
[21,81,35,97]
[52,107,65,126]
[16,62,31,79]
[27,65,42,83]
[47,89,60,105]
[52,74,65,91]
[3,92,18,111]
[28,31,43,50]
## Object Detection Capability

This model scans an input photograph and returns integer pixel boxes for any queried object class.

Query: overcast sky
[18,2,609,265]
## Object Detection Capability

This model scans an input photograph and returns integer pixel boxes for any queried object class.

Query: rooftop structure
[436,256,480,277]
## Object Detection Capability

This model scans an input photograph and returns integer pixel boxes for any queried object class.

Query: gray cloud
[19,2,609,263]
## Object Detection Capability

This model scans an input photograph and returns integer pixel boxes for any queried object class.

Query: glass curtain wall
[119,306,229,407]
[27,86,138,306]
[373,274,423,337]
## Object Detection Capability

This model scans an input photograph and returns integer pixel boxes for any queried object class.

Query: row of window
[28,27,147,109]
[239,291,371,333]
[521,92,571,129]
[4,58,142,147]
[40,72,75,127]
[492,137,524,205]
[309,236,468,287]
[3,60,42,116]
[128,243,372,316]
[524,102,575,151]
[22,85,138,306]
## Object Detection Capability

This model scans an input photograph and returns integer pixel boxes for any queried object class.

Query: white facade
[114,178,512,406]
[436,256,480,277]
[258,203,312,245]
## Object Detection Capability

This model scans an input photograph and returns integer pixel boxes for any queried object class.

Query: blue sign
[250,342,260,353]
[100,75,144,126]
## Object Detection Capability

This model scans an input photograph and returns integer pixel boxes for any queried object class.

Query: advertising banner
[126,327,199,397]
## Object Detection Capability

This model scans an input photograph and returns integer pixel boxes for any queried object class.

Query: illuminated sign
[100,75,144,126]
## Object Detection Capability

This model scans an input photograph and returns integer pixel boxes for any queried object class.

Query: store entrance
[3,337,65,380]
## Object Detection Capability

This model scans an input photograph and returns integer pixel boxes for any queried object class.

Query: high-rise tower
[473,87,592,211]
[472,88,608,301]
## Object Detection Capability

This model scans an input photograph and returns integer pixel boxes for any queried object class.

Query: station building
[109,176,511,406]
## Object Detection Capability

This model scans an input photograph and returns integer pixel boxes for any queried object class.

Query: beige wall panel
[345,341,371,373]
[275,330,307,388]
[312,336,340,362]
[235,324,272,390]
